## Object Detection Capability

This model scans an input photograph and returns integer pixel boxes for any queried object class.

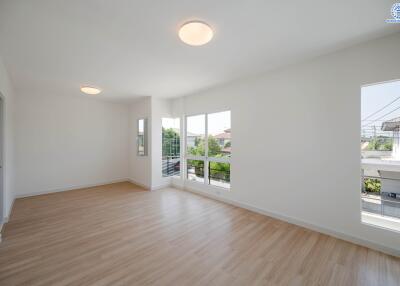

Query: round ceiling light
[80,85,102,95]
[179,21,213,46]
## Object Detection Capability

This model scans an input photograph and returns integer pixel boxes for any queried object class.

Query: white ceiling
[0,0,399,101]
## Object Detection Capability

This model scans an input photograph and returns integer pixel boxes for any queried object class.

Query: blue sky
[361,80,400,138]
[166,111,231,136]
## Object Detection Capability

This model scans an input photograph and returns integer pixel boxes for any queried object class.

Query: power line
[362,120,386,122]
[362,96,400,121]
[362,104,400,128]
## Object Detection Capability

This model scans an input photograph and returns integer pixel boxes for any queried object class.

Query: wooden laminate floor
[0,182,399,286]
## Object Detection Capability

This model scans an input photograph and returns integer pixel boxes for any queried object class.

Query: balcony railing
[208,164,230,185]
[361,175,400,219]
[162,156,180,177]
[186,160,230,188]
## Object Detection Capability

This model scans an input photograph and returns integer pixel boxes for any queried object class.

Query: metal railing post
[208,162,211,184]
[361,169,365,193]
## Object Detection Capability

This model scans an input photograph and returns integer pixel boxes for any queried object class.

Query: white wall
[128,97,176,190]
[3,27,399,255]
[171,32,400,254]
[0,56,15,221]
[128,97,152,189]
[15,92,130,197]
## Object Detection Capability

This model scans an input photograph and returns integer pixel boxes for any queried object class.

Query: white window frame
[184,111,231,189]
[161,117,181,178]
[137,118,148,156]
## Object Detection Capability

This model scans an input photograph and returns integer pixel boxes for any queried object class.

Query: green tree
[367,139,379,150]
[367,138,392,151]
[188,136,221,157]
[382,140,393,151]
[188,136,223,175]
[188,136,230,182]
[188,137,205,156]
[206,136,222,156]
[209,160,230,182]
[162,128,180,157]
[364,178,380,193]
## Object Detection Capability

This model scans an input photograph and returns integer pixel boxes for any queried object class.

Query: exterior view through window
[137,118,147,156]
[186,111,231,188]
[162,118,180,177]
[361,80,400,229]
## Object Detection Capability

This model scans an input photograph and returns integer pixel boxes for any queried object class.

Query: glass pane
[138,135,145,155]
[162,118,180,177]
[209,161,230,189]
[137,118,147,156]
[186,114,205,156]
[207,111,231,158]
[361,81,400,226]
[187,159,204,183]
[138,119,144,133]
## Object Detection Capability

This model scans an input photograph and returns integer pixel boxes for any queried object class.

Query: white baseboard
[128,178,150,190]
[15,179,130,199]
[0,196,15,243]
[128,178,171,191]
[180,185,400,257]
[1,196,15,224]
[151,183,171,191]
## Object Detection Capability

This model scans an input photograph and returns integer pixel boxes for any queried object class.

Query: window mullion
[207,156,230,163]
[204,113,209,185]
[182,115,186,180]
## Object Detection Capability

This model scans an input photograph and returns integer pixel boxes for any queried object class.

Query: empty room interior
[1,1,400,285]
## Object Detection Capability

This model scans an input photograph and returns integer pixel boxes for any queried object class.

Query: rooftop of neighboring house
[214,128,231,139]
[382,117,400,131]
[222,146,231,153]
[169,128,199,137]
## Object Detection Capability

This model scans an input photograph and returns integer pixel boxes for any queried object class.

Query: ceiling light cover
[80,86,102,95]
[179,21,213,46]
